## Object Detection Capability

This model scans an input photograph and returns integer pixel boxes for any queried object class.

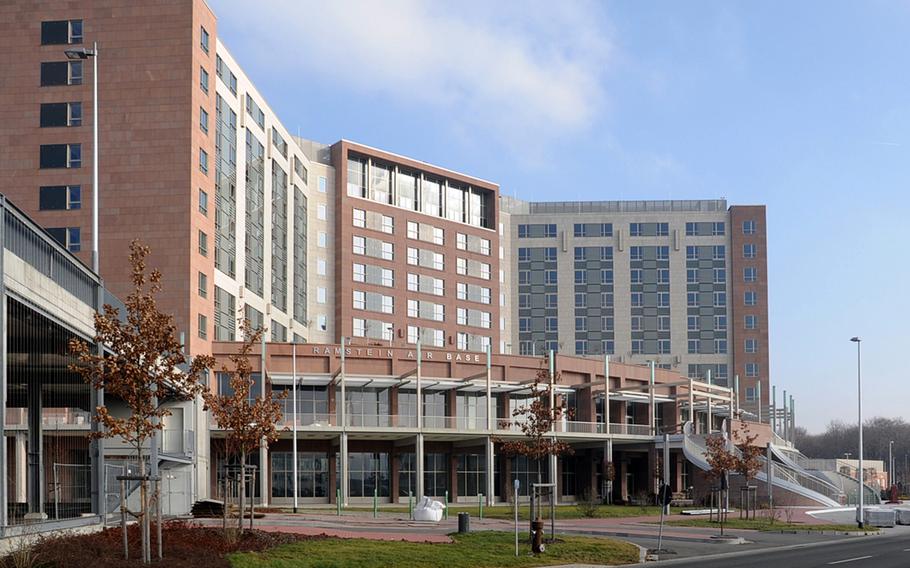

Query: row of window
[347,156,492,229]
[520,220,758,239]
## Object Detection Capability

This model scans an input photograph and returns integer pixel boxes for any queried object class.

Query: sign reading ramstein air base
[310,345,485,363]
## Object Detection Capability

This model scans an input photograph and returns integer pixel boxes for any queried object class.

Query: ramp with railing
[679,422,843,508]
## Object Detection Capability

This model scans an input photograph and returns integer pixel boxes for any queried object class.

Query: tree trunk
[222,474,228,531]
[239,451,246,534]
[139,452,150,564]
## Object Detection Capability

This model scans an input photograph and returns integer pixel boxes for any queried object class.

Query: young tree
[70,240,215,563]
[202,319,286,533]
[704,433,737,535]
[496,360,574,521]
[732,421,763,519]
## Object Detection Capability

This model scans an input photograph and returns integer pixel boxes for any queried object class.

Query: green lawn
[295,504,678,521]
[662,518,878,533]
[229,531,640,568]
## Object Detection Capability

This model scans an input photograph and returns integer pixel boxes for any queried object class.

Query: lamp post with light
[850,336,863,528]
[64,42,99,273]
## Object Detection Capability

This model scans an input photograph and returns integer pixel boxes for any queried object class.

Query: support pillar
[485,436,495,506]
[0,212,6,527]
[782,390,788,442]
[771,385,777,434]
[416,433,425,499]
[649,361,656,435]
[688,378,695,433]
[26,367,45,518]
[549,453,558,506]
[14,432,27,502]
[340,432,349,506]
[259,333,268,505]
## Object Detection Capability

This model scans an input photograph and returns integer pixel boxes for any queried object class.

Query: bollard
[373,488,378,518]
[457,512,471,533]
[337,488,341,516]
[408,490,413,519]
[479,493,484,520]
[444,491,449,520]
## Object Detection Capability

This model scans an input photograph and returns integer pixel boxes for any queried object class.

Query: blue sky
[211,0,910,433]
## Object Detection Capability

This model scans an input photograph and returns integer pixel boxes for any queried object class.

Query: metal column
[649,361,656,435]
[340,337,348,506]
[485,346,495,506]
[259,332,268,505]
[416,341,424,499]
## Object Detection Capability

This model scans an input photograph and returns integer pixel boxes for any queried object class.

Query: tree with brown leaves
[70,240,215,563]
[495,359,574,521]
[732,420,763,519]
[202,318,286,533]
[704,433,737,535]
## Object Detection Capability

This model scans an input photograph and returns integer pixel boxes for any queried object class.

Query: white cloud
[211,0,611,157]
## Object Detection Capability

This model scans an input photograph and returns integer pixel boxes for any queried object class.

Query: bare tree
[732,421,763,519]
[70,240,214,563]
[202,319,286,533]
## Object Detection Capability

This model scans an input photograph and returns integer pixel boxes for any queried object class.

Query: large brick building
[0,0,800,536]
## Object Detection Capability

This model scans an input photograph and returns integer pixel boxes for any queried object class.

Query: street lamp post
[850,336,863,528]
[65,42,99,273]
[889,440,894,490]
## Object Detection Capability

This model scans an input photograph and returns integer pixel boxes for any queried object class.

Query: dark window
[41,62,67,86]
[40,186,67,210]
[41,20,82,45]
[40,144,67,168]
[39,186,80,210]
[200,26,209,53]
[46,227,80,251]
[40,103,68,127]
[41,61,81,86]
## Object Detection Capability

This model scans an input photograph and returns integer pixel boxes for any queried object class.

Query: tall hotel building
[0,0,789,529]
[500,199,770,415]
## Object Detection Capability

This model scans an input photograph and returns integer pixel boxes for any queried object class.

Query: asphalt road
[642,532,910,568]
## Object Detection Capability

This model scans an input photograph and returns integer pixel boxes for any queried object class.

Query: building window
[687,316,698,331]
[317,314,327,331]
[39,185,81,210]
[714,339,727,354]
[47,227,81,252]
[200,107,208,133]
[744,267,757,282]
[631,340,643,355]
[659,340,671,354]
[353,208,366,228]
[713,291,726,307]
[743,244,756,258]
[318,259,327,276]
[41,20,83,45]
[688,339,699,354]
[200,26,209,53]
[198,272,207,298]
[713,245,725,260]
[318,176,327,193]
[39,144,80,168]
[745,339,758,353]
[200,66,209,94]
[40,61,82,86]
[744,291,757,306]
[318,231,327,248]
[658,292,670,307]
[743,220,756,235]
[198,230,208,257]
[631,292,643,307]
[745,315,757,329]
[199,148,208,174]
[198,314,207,339]
[714,315,727,329]
[40,102,82,127]
[746,363,759,377]
[317,204,327,220]
[198,189,208,215]
[317,287,326,304]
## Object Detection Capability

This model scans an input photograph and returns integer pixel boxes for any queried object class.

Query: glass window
[318,176,327,193]
[200,107,208,133]
[200,26,209,53]
[199,148,208,174]
[370,162,392,204]
[198,272,207,297]
[200,66,209,94]
[446,183,465,222]
[397,169,417,210]
[198,230,208,256]
[745,315,757,329]
[199,189,208,215]
[743,244,756,258]
[743,220,756,235]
